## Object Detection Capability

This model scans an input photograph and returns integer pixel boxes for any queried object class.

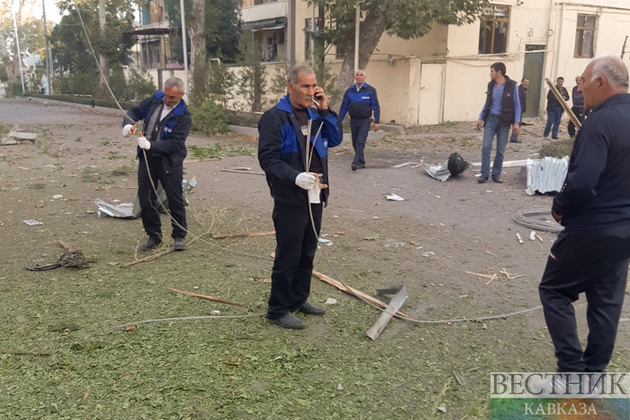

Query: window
[574,14,596,58]
[478,5,510,54]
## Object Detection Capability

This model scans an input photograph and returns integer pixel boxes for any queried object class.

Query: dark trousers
[351,117,371,167]
[268,201,322,319]
[539,224,630,372]
[137,155,187,239]
[567,107,585,138]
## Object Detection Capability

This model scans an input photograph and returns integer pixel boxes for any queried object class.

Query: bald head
[579,55,629,109]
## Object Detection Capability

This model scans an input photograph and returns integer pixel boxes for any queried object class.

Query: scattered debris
[374,285,404,295]
[337,384,344,391]
[516,233,523,244]
[536,234,544,242]
[220,168,265,176]
[167,287,244,307]
[526,157,568,195]
[367,286,408,340]
[52,194,63,200]
[364,235,379,241]
[423,153,470,182]
[212,231,275,240]
[23,219,43,226]
[422,251,435,257]
[324,298,337,305]
[312,270,414,321]
[95,199,135,219]
[25,241,91,271]
[318,238,333,246]
[513,206,563,233]
[392,162,416,168]
[2,124,36,145]
[529,231,536,241]
[385,193,405,201]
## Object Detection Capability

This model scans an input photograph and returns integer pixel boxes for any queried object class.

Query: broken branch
[168,287,244,307]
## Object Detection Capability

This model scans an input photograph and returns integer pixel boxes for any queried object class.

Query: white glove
[137,136,151,150]
[122,124,136,137]
[295,172,316,190]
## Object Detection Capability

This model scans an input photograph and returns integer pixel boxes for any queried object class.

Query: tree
[165,0,242,65]
[310,0,488,106]
[51,0,135,75]
[0,0,45,83]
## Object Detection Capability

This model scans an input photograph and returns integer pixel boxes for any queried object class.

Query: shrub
[191,99,230,135]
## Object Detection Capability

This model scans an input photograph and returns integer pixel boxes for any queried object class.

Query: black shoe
[552,137,559,140]
[174,237,186,251]
[478,176,488,184]
[492,177,503,183]
[298,301,326,315]
[509,140,521,143]
[140,236,162,251]
[351,164,357,171]
[268,313,305,329]
[358,164,366,169]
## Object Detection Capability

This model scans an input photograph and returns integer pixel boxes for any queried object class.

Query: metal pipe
[354,3,360,73]
[11,8,25,95]
[179,0,190,98]
[554,2,565,79]
[42,0,51,95]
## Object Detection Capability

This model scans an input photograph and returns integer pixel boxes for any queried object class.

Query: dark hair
[491,62,506,76]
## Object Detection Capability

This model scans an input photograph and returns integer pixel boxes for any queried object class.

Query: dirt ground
[1,97,630,418]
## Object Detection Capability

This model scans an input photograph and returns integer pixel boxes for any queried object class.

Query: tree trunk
[332,2,389,111]
[98,0,110,87]
[188,0,206,85]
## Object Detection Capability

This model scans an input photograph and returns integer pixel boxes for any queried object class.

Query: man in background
[510,78,528,143]
[567,75,585,138]
[122,77,190,252]
[339,69,380,171]
[544,76,570,139]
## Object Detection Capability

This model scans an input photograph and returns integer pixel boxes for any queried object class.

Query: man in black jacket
[123,77,191,251]
[475,62,521,183]
[339,69,380,171]
[539,55,630,373]
[509,78,528,143]
[258,65,343,329]
[543,76,570,139]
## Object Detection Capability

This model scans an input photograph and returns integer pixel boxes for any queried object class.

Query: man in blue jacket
[339,69,380,171]
[122,77,191,252]
[258,65,343,329]
[539,55,630,373]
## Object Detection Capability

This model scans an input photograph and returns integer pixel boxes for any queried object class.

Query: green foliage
[126,67,157,100]
[238,35,267,113]
[208,60,237,108]
[191,99,230,136]
[165,0,242,64]
[52,71,99,96]
[51,0,136,74]
[269,65,288,103]
[312,47,339,101]
[109,65,127,101]
[188,143,222,159]
[190,57,209,108]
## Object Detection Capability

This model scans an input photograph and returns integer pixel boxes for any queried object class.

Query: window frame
[574,14,597,58]
[478,5,510,55]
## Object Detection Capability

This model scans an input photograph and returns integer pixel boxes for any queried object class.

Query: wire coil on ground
[513,206,563,233]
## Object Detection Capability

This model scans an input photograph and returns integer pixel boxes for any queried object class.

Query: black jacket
[546,86,570,112]
[258,95,343,207]
[482,77,517,126]
[553,93,630,229]
[124,91,191,175]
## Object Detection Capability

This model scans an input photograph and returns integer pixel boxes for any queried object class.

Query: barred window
[478,5,510,55]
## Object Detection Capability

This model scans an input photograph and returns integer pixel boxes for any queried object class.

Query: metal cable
[513,206,563,233]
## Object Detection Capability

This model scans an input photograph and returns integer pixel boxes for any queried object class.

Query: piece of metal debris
[95,199,135,218]
[385,193,405,201]
[324,298,337,305]
[367,286,409,340]
[23,219,43,226]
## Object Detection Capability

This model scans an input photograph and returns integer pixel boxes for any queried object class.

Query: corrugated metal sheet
[525,157,568,195]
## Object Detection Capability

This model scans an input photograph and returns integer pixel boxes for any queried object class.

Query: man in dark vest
[475,62,521,183]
